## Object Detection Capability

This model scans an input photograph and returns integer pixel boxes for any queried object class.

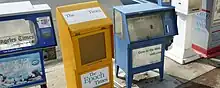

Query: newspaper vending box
[0,1,57,88]
[56,1,113,88]
[192,0,220,58]
[113,2,178,88]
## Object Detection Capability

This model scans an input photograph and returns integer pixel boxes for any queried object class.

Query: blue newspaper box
[0,1,57,88]
[113,2,178,88]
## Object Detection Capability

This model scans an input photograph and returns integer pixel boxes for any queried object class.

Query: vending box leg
[115,65,120,78]
[40,84,47,88]
[159,67,164,81]
[126,73,133,88]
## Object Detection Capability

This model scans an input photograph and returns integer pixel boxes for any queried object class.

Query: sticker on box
[37,16,52,28]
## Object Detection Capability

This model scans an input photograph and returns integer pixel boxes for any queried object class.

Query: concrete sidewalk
[29,57,219,88]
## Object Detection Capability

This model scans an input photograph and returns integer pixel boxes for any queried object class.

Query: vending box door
[0,12,57,55]
[0,19,37,51]
[72,28,112,72]
[126,13,164,68]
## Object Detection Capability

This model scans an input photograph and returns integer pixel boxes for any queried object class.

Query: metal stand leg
[126,74,133,88]
[159,67,164,81]
[115,65,120,78]
[40,84,47,88]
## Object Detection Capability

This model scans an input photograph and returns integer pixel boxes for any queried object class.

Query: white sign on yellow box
[62,7,107,25]
[81,67,109,88]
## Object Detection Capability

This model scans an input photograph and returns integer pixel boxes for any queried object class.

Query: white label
[37,16,52,28]
[132,44,162,68]
[62,7,107,25]
[81,67,109,88]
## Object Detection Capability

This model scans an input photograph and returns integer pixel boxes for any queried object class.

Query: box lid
[0,1,51,17]
[56,1,112,36]
[114,1,173,14]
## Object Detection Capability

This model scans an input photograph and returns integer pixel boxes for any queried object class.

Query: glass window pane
[79,32,106,65]
[114,10,123,39]
[0,19,37,50]
[127,13,164,42]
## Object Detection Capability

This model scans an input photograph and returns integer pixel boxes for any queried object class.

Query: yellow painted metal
[56,1,113,88]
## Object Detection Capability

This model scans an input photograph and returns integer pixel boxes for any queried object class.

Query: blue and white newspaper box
[0,1,57,88]
[113,2,178,88]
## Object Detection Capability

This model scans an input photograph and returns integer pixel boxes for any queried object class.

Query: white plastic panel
[114,10,123,39]
[127,13,164,42]
[192,11,209,49]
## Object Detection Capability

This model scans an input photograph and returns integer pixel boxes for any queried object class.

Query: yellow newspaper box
[56,1,113,88]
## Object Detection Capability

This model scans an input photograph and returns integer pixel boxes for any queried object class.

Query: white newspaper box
[166,12,200,64]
